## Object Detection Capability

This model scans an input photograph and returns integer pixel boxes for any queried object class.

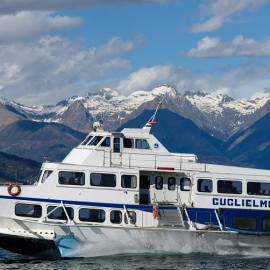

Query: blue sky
[1,0,270,105]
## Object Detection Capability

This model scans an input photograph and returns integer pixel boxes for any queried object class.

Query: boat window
[100,137,111,147]
[15,204,42,218]
[197,179,212,193]
[79,209,105,223]
[218,180,242,194]
[123,138,134,148]
[110,210,122,224]
[114,138,120,152]
[136,139,150,149]
[81,135,93,145]
[140,175,150,189]
[47,206,74,220]
[37,170,43,182]
[121,175,137,189]
[90,173,116,187]
[89,136,103,146]
[232,217,256,231]
[155,176,163,190]
[262,219,270,231]
[247,182,270,195]
[180,178,190,191]
[41,170,53,183]
[124,211,136,225]
[59,171,85,185]
[168,177,176,191]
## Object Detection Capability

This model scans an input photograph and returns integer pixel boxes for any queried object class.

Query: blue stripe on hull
[0,195,177,212]
[187,207,270,234]
[3,195,270,234]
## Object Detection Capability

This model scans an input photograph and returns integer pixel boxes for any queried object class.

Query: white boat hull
[1,217,270,257]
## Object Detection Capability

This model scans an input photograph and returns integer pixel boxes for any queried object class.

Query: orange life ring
[4,182,13,186]
[153,206,157,219]
[7,183,21,196]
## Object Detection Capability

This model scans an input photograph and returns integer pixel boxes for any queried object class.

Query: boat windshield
[81,136,93,145]
[37,170,43,182]
[41,170,53,183]
[89,136,104,146]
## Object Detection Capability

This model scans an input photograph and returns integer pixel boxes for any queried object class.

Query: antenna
[150,99,162,123]
[142,98,163,132]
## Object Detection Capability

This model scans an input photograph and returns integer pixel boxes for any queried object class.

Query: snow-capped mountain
[0,85,177,133]
[0,84,269,141]
[184,91,268,116]
[181,91,270,140]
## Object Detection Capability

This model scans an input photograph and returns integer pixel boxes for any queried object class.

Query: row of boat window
[180,178,270,196]
[81,136,150,150]
[14,203,136,225]
[41,171,270,195]
[14,204,270,231]
[155,177,270,195]
[233,216,270,231]
[58,172,137,188]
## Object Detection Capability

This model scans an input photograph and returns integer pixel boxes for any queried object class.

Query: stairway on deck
[157,207,184,228]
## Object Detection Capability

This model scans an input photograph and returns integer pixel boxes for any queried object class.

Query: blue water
[1,248,270,269]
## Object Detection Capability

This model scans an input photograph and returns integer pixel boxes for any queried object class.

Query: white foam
[60,231,266,258]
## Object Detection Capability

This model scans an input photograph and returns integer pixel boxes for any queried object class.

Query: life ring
[153,206,157,219]
[7,183,21,196]
[4,182,13,186]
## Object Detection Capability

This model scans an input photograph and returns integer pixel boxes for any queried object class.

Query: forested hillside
[0,152,41,185]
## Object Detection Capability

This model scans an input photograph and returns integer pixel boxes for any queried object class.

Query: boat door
[151,173,178,204]
[179,177,191,205]
[164,176,178,203]
[152,174,164,203]
[111,137,122,165]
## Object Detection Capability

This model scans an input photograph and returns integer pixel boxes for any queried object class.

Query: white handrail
[214,209,224,231]
[61,201,71,223]
[124,205,131,225]
[184,208,196,230]
[40,201,73,224]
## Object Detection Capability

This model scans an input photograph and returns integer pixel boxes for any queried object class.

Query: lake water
[1,247,270,269]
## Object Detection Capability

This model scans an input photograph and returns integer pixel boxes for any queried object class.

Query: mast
[142,99,162,132]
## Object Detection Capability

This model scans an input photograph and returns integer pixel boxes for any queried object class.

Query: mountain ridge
[1,85,270,142]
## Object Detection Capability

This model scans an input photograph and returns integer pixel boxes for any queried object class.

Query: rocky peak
[92,88,119,100]
[0,96,7,104]
[151,84,177,96]
[184,90,208,98]
[218,94,234,103]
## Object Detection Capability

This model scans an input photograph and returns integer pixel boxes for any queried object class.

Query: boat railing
[40,201,74,224]
[94,149,206,172]
[177,193,194,229]
[186,208,227,230]
[197,156,207,172]
[124,205,137,227]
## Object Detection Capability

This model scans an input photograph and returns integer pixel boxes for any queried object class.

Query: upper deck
[55,120,270,179]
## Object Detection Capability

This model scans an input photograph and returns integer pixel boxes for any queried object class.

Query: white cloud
[187,16,224,33]
[199,0,270,17]
[115,63,270,101]
[181,35,270,58]
[0,35,145,105]
[0,0,171,15]
[250,91,270,100]
[211,87,232,97]
[0,11,82,43]
[185,0,270,33]
[95,36,147,58]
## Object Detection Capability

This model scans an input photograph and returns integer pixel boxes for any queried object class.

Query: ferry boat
[1,102,270,257]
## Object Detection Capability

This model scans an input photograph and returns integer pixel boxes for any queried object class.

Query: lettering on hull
[213,198,270,208]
